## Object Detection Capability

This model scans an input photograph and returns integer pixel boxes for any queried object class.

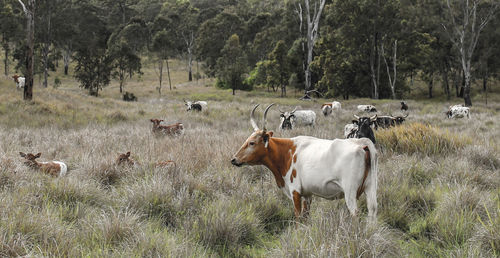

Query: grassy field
[0,59,499,257]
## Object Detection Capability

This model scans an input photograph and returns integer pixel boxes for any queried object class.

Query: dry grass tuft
[376,123,471,155]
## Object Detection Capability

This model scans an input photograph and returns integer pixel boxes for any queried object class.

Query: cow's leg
[364,180,378,223]
[292,190,302,220]
[302,196,312,219]
[344,188,358,217]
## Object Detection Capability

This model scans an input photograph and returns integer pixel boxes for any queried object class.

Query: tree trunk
[370,32,379,99]
[63,48,70,75]
[428,75,433,99]
[459,71,465,98]
[441,62,450,100]
[303,0,326,93]
[187,47,193,81]
[463,73,472,106]
[19,0,35,101]
[3,44,9,76]
[42,44,49,88]
[166,59,172,90]
[158,59,163,96]
[119,72,124,93]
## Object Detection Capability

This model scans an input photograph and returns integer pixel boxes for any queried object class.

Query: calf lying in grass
[150,119,184,136]
[19,152,67,177]
[116,152,176,168]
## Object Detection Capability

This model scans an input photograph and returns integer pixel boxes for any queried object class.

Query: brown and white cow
[20,152,67,177]
[150,119,184,136]
[231,104,378,221]
[12,75,25,89]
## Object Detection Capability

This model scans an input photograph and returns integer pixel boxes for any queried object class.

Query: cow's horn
[250,104,260,131]
[278,107,284,113]
[370,114,378,121]
[262,103,275,131]
[353,115,360,120]
[291,106,298,114]
[403,113,408,118]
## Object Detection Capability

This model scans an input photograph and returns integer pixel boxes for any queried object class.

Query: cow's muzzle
[231,158,242,167]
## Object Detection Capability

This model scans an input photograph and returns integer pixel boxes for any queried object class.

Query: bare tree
[381,39,398,99]
[295,0,326,93]
[17,0,35,100]
[443,0,499,106]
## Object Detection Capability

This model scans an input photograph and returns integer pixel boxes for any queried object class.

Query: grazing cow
[12,75,25,89]
[231,104,378,221]
[393,114,408,125]
[375,116,396,129]
[150,119,184,136]
[446,105,470,119]
[357,105,377,113]
[322,105,332,116]
[116,152,136,166]
[347,115,377,144]
[401,101,408,112]
[185,100,208,111]
[279,107,316,130]
[19,152,67,177]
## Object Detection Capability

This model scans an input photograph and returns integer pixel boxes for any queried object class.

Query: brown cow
[150,119,184,136]
[20,152,67,177]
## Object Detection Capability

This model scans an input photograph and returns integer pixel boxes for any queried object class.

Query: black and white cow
[446,104,470,119]
[185,100,208,111]
[279,107,316,130]
[345,115,377,144]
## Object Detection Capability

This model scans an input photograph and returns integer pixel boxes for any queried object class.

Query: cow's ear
[20,152,26,157]
[263,132,272,148]
[352,120,358,125]
[35,153,41,158]
[126,151,131,157]
[267,131,274,138]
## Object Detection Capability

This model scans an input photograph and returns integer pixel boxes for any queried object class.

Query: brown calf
[20,152,67,177]
[116,152,137,166]
[150,119,184,136]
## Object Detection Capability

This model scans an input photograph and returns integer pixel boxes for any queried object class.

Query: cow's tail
[356,143,378,200]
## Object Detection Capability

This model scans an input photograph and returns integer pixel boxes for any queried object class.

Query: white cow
[357,105,377,112]
[278,107,316,130]
[447,105,470,119]
[231,104,378,221]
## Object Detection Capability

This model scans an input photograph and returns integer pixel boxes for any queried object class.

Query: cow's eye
[249,141,255,146]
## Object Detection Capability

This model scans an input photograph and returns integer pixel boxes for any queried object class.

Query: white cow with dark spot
[446,104,470,119]
[357,105,377,113]
[279,107,316,130]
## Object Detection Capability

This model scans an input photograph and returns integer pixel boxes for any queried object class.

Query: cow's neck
[261,137,296,188]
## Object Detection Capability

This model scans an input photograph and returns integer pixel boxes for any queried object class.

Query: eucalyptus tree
[216,34,247,95]
[442,0,499,106]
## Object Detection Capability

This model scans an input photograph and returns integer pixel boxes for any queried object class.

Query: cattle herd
[16,89,472,223]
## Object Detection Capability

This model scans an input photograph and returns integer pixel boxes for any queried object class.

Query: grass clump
[376,123,471,155]
[192,197,262,256]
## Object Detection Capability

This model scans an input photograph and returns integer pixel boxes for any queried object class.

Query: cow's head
[20,152,41,168]
[12,75,20,83]
[279,107,298,130]
[394,114,408,125]
[184,100,193,111]
[116,151,134,166]
[354,115,377,127]
[231,104,275,166]
[150,119,163,126]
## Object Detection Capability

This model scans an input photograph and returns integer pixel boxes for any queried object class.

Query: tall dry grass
[1,60,499,256]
